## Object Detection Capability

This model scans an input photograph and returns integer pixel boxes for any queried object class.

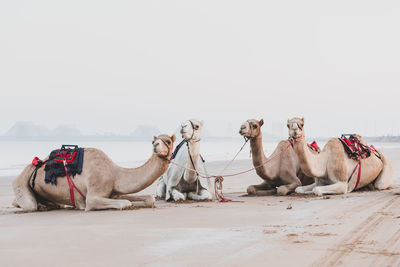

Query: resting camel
[156,119,212,201]
[288,117,393,195]
[239,119,314,196]
[12,134,176,211]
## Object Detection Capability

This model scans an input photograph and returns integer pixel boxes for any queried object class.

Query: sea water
[1,139,399,177]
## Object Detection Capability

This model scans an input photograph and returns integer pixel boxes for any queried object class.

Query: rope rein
[169,140,292,202]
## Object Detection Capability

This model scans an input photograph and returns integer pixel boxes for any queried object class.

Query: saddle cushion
[338,134,374,161]
[44,147,84,184]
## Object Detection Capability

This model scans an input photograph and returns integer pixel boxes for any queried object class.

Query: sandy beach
[1,147,400,267]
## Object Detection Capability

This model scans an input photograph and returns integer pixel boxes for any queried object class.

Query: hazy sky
[1,1,399,137]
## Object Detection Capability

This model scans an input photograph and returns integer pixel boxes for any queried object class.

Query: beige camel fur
[239,119,314,196]
[12,134,176,211]
[287,117,393,196]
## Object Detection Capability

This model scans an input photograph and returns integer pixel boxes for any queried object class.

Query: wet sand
[0,147,399,267]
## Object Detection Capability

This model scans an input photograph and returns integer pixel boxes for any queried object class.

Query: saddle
[44,145,84,184]
[338,134,376,161]
[30,145,86,208]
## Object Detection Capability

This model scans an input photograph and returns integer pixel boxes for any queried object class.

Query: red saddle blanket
[338,134,376,161]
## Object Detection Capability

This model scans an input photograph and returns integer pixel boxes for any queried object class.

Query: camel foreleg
[113,194,155,208]
[156,177,166,199]
[247,181,276,196]
[171,188,187,201]
[187,189,212,201]
[295,183,316,194]
[277,182,301,196]
[85,196,132,211]
[312,182,347,196]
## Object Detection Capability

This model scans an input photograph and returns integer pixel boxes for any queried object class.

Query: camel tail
[374,150,393,190]
[12,164,38,211]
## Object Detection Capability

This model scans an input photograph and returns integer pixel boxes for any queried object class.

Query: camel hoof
[277,186,290,196]
[295,187,303,194]
[313,187,323,196]
[247,186,257,196]
[172,191,186,201]
[145,196,156,208]
[120,200,133,210]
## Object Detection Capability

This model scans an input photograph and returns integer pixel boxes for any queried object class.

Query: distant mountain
[131,125,161,138]
[52,125,82,137]
[4,122,52,137]
[3,122,82,138]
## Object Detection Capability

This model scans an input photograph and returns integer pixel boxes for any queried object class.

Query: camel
[156,119,212,201]
[239,119,314,196]
[12,134,176,211]
[287,117,393,196]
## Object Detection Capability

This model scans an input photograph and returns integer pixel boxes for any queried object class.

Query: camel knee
[143,195,155,207]
[19,200,38,212]
[277,186,290,196]
[247,185,257,195]
[374,151,393,190]
[14,193,38,212]
[374,168,393,190]
[374,179,391,190]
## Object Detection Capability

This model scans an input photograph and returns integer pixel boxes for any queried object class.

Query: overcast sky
[1,1,399,137]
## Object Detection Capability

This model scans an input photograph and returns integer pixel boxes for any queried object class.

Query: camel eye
[152,141,155,144]
[287,124,289,128]
[301,124,304,127]
[194,125,199,130]
[167,140,171,145]
[252,125,257,129]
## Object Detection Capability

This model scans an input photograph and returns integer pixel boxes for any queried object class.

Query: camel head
[287,117,305,140]
[180,119,204,142]
[239,119,264,138]
[152,134,176,158]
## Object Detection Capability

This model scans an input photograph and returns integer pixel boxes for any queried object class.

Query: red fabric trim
[32,157,41,166]
[349,161,362,190]
[62,158,86,208]
[310,141,320,151]
[53,151,77,163]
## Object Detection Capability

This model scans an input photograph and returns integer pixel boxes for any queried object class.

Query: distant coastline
[1,121,399,143]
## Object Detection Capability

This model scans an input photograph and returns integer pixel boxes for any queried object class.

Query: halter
[157,137,172,160]
[182,120,201,143]
[290,122,304,142]
[243,120,257,140]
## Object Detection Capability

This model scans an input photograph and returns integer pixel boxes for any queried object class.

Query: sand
[1,147,400,267]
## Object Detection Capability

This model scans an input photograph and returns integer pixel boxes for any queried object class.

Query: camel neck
[250,135,267,166]
[293,134,324,178]
[184,141,201,183]
[114,154,169,194]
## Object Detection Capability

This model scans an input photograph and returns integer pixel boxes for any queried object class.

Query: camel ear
[153,136,157,141]
[200,120,204,126]
[259,119,264,126]
[300,117,304,123]
[171,134,176,143]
